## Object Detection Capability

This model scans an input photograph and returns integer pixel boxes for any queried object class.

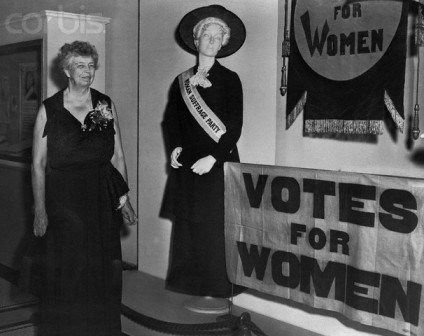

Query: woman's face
[64,55,96,88]
[195,23,223,58]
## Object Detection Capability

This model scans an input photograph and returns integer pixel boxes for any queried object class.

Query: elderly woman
[164,5,246,313]
[32,41,136,335]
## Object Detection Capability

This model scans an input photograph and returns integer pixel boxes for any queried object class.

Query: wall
[138,1,420,336]
[0,0,139,264]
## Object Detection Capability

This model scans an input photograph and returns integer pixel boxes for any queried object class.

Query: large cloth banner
[225,162,424,335]
[286,0,408,135]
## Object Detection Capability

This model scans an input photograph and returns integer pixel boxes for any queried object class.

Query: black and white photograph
[1,1,424,336]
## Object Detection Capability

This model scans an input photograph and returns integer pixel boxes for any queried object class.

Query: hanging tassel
[280,0,290,96]
[413,6,424,139]
[280,59,288,96]
[413,104,420,139]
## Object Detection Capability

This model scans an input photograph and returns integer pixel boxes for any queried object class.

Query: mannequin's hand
[191,155,216,175]
[171,147,183,169]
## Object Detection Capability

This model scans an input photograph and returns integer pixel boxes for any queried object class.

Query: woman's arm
[32,104,48,237]
[110,101,137,225]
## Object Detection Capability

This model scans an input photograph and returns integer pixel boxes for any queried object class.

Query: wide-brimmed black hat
[178,4,246,58]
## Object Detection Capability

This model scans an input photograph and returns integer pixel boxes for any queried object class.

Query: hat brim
[178,5,246,58]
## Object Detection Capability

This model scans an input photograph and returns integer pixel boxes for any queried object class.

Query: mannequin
[164,5,247,314]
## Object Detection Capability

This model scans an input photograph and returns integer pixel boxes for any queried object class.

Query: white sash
[178,68,226,143]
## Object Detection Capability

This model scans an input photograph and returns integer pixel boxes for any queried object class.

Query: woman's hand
[33,208,48,237]
[122,199,137,226]
[171,147,183,169]
[191,155,216,175]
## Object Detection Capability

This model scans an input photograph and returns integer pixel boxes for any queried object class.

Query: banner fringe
[384,90,405,132]
[304,119,384,134]
[286,91,307,129]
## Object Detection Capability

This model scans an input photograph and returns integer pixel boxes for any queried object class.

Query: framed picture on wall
[0,39,42,162]
[0,76,9,145]
[19,62,41,143]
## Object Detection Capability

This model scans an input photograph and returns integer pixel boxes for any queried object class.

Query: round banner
[294,0,403,81]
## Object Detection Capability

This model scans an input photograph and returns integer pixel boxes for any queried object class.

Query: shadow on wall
[48,55,68,93]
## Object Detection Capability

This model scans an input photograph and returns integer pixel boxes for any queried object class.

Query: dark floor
[0,277,38,336]
[121,270,324,336]
[0,269,399,336]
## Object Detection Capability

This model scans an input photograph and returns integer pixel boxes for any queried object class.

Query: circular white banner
[294,0,402,81]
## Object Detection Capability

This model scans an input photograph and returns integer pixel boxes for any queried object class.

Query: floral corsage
[81,100,113,131]
[189,67,212,88]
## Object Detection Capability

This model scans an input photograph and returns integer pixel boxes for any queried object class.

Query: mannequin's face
[195,23,223,58]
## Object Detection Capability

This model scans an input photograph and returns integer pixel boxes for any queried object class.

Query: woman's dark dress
[164,61,245,298]
[39,88,123,336]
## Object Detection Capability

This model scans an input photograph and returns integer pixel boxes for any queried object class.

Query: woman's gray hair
[193,17,231,46]
[57,41,99,71]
